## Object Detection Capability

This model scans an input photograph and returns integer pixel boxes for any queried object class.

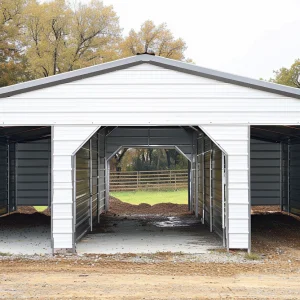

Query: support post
[288,141,290,215]
[209,149,213,232]
[97,131,101,224]
[279,142,283,212]
[200,125,250,252]
[105,158,110,211]
[7,141,10,214]
[72,155,76,253]
[89,139,93,231]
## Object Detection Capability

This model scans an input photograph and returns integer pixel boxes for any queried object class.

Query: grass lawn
[110,189,188,205]
[34,206,48,212]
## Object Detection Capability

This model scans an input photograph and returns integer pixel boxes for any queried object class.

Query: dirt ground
[0,202,300,299]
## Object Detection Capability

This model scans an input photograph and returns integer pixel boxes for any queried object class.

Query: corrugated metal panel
[250,139,281,206]
[204,151,211,227]
[281,143,289,212]
[16,139,50,206]
[289,144,300,216]
[201,125,249,250]
[52,125,99,250]
[212,144,223,237]
[106,127,193,161]
[9,143,16,212]
[0,142,8,215]
[4,63,300,126]
[197,134,204,222]
[203,136,212,229]
[76,141,90,241]
[98,129,106,215]
[91,135,98,223]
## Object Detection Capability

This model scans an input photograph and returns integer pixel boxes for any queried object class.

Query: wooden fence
[110,169,188,191]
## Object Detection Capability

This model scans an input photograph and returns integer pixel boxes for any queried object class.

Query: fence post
[137,171,139,190]
[175,173,177,190]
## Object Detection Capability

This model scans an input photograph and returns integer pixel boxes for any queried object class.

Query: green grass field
[34,206,48,212]
[110,189,188,205]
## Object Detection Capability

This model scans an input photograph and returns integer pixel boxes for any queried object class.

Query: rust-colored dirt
[108,196,189,216]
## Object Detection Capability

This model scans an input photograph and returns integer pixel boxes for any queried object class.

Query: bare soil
[0,204,300,299]
[109,195,189,216]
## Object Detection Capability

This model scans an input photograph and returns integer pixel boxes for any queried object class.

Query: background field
[110,189,188,205]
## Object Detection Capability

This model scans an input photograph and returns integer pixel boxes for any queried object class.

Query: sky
[71,0,300,79]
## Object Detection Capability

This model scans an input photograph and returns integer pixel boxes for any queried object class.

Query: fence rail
[110,169,188,191]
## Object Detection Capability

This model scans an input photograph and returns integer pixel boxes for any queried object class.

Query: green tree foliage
[23,0,121,77]
[120,20,189,61]
[0,0,190,84]
[0,0,32,86]
[271,59,300,88]
[114,148,188,171]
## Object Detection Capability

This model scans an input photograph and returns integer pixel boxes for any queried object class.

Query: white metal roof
[1,54,300,99]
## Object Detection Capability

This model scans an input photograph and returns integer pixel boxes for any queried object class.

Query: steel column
[105,159,110,211]
[89,139,93,231]
[72,155,76,253]
[287,142,290,215]
[7,142,10,214]
[247,126,251,254]
[97,131,101,223]
[209,149,213,232]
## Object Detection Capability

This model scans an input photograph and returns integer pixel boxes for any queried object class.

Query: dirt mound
[0,212,50,227]
[109,196,189,216]
[16,206,38,214]
[251,206,281,214]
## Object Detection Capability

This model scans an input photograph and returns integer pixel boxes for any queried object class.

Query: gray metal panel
[2,54,300,100]
[204,151,211,226]
[91,134,98,224]
[250,139,281,206]
[98,129,106,215]
[289,143,300,216]
[0,142,8,215]
[9,143,16,212]
[16,139,50,206]
[212,144,223,237]
[197,134,204,221]
[75,141,90,240]
[281,143,289,212]
[106,127,194,161]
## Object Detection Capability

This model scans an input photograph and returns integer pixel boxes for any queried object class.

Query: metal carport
[1,54,300,253]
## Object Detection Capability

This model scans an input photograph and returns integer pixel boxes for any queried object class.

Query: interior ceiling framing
[0,126,51,143]
[251,126,300,144]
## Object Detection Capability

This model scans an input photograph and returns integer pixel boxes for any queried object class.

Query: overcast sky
[73,0,300,79]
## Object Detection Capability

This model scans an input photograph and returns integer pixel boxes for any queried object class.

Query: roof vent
[137,49,155,56]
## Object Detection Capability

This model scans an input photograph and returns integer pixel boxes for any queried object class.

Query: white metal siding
[201,126,249,249]
[1,64,300,126]
[52,125,99,250]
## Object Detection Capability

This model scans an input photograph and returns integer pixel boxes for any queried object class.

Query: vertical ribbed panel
[289,143,300,216]
[9,142,16,212]
[250,139,281,205]
[16,139,50,206]
[201,125,249,250]
[197,134,205,222]
[0,142,8,215]
[75,141,90,241]
[212,144,223,237]
[281,143,289,212]
[91,134,98,222]
[98,129,106,215]
[52,125,99,250]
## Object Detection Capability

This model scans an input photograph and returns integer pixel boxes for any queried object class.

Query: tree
[271,59,300,88]
[120,20,189,61]
[0,0,32,86]
[23,0,121,78]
